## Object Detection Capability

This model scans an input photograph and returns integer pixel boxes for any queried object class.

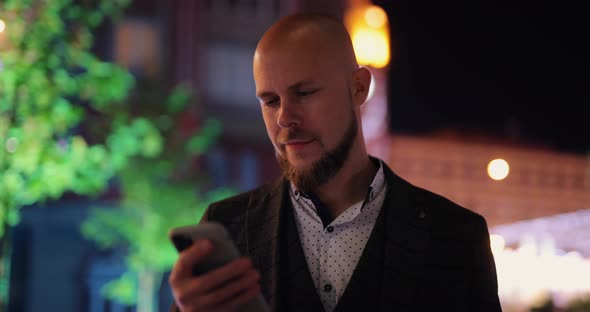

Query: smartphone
[168,222,270,312]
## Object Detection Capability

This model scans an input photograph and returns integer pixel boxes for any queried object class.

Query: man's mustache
[277,128,315,144]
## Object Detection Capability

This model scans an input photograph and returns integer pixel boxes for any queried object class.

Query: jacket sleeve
[471,216,502,311]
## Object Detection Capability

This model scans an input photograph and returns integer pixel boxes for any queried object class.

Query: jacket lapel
[335,165,431,311]
[231,180,283,310]
[378,167,431,310]
[240,179,323,311]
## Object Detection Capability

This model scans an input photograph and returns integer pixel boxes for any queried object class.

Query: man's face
[254,42,358,191]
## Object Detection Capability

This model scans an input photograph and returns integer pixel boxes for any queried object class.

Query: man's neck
[313,154,378,219]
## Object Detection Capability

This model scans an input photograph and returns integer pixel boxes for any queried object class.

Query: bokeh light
[345,4,390,68]
[364,6,387,28]
[490,234,506,254]
[487,158,510,180]
[5,137,18,153]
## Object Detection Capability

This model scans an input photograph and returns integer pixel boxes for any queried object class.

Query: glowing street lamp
[344,4,390,68]
[487,158,510,180]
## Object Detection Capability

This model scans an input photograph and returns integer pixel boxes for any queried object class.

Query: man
[169,13,501,312]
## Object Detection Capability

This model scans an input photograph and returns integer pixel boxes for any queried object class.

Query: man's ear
[351,67,372,106]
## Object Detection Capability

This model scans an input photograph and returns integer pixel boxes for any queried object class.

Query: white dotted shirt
[290,161,387,312]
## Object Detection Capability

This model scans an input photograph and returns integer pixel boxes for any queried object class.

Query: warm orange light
[345,4,390,68]
[365,6,387,28]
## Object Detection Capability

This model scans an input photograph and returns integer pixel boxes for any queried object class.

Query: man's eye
[264,98,279,106]
[297,90,316,97]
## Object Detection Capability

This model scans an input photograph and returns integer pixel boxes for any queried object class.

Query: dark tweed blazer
[170,163,502,312]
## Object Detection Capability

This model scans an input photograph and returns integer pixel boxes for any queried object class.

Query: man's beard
[277,112,358,193]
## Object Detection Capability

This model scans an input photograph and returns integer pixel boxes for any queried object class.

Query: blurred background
[0,0,588,311]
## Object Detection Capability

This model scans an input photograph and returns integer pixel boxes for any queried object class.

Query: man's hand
[169,239,261,312]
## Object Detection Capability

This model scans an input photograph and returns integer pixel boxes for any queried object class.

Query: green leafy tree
[0,0,166,306]
[81,80,233,312]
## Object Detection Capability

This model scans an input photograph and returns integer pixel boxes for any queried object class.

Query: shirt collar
[290,159,386,206]
[366,159,385,204]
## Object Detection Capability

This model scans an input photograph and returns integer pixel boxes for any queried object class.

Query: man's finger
[169,239,213,284]
[170,257,257,310]
[199,269,260,307]
[216,283,262,312]
[194,257,254,293]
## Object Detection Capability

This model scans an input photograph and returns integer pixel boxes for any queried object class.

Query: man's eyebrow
[256,80,317,100]
[287,80,316,91]
[256,91,276,101]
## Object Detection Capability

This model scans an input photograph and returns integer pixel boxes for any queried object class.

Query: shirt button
[326,226,334,233]
[323,284,333,292]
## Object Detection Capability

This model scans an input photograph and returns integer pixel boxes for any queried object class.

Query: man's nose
[277,100,301,128]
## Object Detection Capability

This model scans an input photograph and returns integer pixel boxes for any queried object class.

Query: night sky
[377,0,588,154]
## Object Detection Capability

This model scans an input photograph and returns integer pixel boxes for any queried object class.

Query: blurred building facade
[370,134,590,227]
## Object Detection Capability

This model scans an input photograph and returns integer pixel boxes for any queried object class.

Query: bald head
[252,13,372,111]
[255,13,359,73]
